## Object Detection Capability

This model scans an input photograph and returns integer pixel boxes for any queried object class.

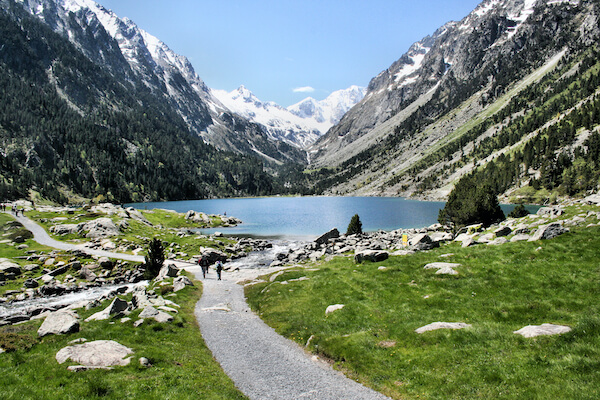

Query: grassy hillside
[246,205,600,399]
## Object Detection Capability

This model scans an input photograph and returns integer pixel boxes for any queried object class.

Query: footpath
[10,212,391,400]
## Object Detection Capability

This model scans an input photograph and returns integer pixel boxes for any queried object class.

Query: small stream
[0,240,302,320]
[0,282,147,320]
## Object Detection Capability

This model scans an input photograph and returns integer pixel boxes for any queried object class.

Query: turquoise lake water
[128,196,534,240]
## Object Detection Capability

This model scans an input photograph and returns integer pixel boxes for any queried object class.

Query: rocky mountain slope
[12,0,308,165]
[309,0,600,201]
[0,0,284,202]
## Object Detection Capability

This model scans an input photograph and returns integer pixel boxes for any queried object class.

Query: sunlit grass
[246,226,600,399]
[0,282,247,400]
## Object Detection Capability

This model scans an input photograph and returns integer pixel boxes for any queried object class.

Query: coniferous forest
[0,3,278,204]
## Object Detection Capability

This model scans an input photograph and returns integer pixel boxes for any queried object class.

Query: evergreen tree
[438,174,505,231]
[346,214,363,235]
[144,238,165,280]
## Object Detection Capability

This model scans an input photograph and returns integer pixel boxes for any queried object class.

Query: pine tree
[144,238,165,280]
[346,214,363,235]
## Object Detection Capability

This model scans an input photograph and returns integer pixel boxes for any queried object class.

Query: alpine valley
[1,0,599,204]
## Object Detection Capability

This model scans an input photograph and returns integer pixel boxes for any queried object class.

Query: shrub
[508,204,529,218]
[346,214,363,235]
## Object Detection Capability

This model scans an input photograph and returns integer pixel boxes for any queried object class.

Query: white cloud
[293,86,315,93]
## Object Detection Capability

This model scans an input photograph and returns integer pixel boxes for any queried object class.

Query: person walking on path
[215,260,223,281]
[199,255,209,279]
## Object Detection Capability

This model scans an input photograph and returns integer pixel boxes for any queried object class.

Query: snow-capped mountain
[308,0,598,198]
[212,85,366,148]
[12,0,309,164]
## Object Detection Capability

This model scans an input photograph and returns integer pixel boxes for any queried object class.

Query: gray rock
[424,262,461,275]
[79,266,97,281]
[200,249,228,264]
[487,237,508,246]
[85,298,129,322]
[415,322,472,334]
[48,264,69,277]
[315,228,340,245]
[584,193,600,205]
[494,226,512,237]
[510,234,531,242]
[529,223,569,241]
[138,306,173,323]
[56,340,133,367]
[157,264,180,280]
[409,234,439,251]
[98,257,114,270]
[38,310,80,337]
[0,261,21,275]
[513,323,571,338]
[354,250,389,263]
[461,236,476,248]
[325,304,344,315]
[173,276,194,292]
[537,206,563,218]
[23,278,39,289]
[139,357,152,367]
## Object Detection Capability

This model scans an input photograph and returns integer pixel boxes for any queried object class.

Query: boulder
[537,206,563,218]
[529,223,569,241]
[48,264,69,277]
[98,257,114,270]
[79,267,97,282]
[173,276,194,292]
[315,228,340,245]
[325,304,345,315]
[510,234,531,242]
[461,237,476,248]
[185,210,211,224]
[81,218,121,238]
[424,262,460,275]
[494,226,512,237]
[487,237,508,246]
[38,310,80,337]
[584,193,600,206]
[23,278,39,289]
[49,224,80,236]
[56,340,133,368]
[124,207,152,225]
[409,234,439,251]
[415,322,472,334]
[85,298,129,322]
[138,306,173,323]
[157,264,179,280]
[513,323,571,338]
[354,250,389,263]
[0,261,21,275]
[200,249,228,264]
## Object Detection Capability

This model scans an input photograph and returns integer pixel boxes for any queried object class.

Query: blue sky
[96,0,482,107]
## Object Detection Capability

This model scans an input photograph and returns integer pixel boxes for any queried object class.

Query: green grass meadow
[0,283,247,400]
[246,226,600,399]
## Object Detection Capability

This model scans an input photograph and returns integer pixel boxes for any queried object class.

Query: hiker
[215,260,223,281]
[199,255,209,279]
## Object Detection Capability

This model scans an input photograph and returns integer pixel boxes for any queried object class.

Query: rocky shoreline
[3,195,600,327]
[271,196,600,267]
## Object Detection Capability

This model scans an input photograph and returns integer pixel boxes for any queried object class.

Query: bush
[508,204,529,218]
[144,237,165,280]
[346,214,363,235]
[438,174,505,230]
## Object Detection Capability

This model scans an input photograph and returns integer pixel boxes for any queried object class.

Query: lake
[127,196,534,240]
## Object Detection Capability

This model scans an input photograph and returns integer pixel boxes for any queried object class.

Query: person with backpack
[215,260,223,281]
[198,255,209,279]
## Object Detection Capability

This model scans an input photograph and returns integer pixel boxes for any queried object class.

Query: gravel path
[195,276,391,400]
[12,212,391,400]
